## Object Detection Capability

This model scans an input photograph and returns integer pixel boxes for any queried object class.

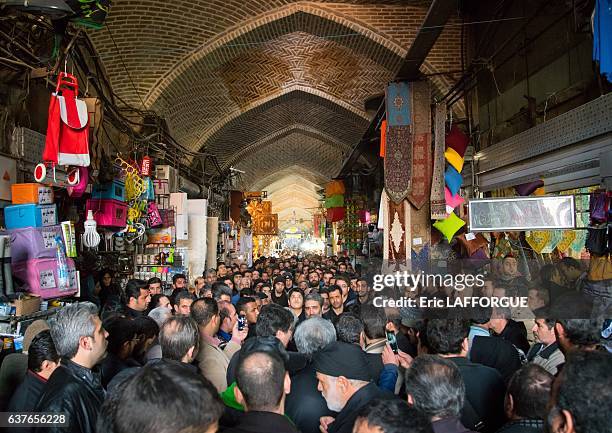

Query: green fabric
[324,195,344,209]
[220,382,244,411]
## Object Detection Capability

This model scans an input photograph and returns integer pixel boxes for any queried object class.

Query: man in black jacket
[286,317,337,433]
[7,331,59,416]
[226,351,297,433]
[35,302,108,433]
[427,318,506,433]
[313,342,388,433]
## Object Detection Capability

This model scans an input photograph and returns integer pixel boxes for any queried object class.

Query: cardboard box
[14,294,41,316]
[176,214,189,240]
[170,193,188,214]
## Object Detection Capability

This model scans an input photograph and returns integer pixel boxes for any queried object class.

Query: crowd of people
[0,254,610,433]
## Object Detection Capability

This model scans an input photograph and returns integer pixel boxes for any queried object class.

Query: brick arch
[233,130,346,189]
[221,123,354,172]
[251,166,329,192]
[143,2,409,108]
[198,88,369,169]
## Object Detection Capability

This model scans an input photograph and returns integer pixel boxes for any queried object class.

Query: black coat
[448,357,507,433]
[328,383,389,433]
[285,362,333,433]
[471,336,522,383]
[497,320,530,355]
[7,370,47,433]
[34,359,105,433]
[222,411,299,433]
[7,370,46,412]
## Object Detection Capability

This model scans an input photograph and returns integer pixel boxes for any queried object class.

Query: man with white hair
[35,302,108,433]
[313,342,386,433]
[285,317,337,433]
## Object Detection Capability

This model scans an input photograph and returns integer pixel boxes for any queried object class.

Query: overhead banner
[468,196,575,232]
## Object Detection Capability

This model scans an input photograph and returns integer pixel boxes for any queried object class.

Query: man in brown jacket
[191,298,247,392]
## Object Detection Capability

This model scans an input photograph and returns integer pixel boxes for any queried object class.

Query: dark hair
[99,360,224,433]
[256,303,294,337]
[132,316,159,339]
[174,291,196,306]
[219,302,235,324]
[236,296,257,315]
[125,279,148,304]
[146,277,162,288]
[236,351,286,411]
[426,318,470,355]
[556,319,603,347]
[360,304,387,340]
[103,317,137,355]
[559,257,581,270]
[327,285,342,297]
[27,330,59,372]
[335,313,364,345]
[172,274,187,284]
[99,268,115,283]
[506,364,552,419]
[557,350,612,433]
[159,316,199,361]
[405,355,465,419]
[334,274,350,287]
[149,294,169,310]
[470,305,492,325]
[357,398,433,433]
[212,282,232,300]
[190,298,218,326]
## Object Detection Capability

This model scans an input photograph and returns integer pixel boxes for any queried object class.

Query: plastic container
[9,225,63,263]
[11,183,54,205]
[4,204,58,229]
[91,180,125,202]
[85,199,128,228]
[12,257,78,299]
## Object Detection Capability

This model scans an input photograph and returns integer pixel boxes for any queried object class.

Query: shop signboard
[468,196,575,232]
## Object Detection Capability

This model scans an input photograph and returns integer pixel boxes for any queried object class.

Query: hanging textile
[379,119,387,158]
[407,81,431,209]
[593,0,612,81]
[431,104,447,219]
[384,82,413,203]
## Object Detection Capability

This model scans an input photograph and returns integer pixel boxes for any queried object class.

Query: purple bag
[590,193,608,224]
[9,225,63,263]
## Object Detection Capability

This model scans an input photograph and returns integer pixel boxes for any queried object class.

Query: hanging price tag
[39,270,57,289]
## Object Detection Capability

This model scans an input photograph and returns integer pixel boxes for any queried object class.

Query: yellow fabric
[444,147,464,173]
[526,231,551,254]
[556,230,576,252]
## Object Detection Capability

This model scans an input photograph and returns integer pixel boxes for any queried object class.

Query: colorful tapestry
[407,81,431,210]
[431,103,447,219]
[384,125,412,204]
[385,82,411,126]
[380,119,387,158]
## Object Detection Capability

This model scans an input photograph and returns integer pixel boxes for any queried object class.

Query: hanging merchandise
[67,167,89,198]
[515,180,544,196]
[83,210,101,249]
[444,187,464,212]
[431,104,447,220]
[433,213,465,243]
[525,231,552,254]
[379,119,387,158]
[327,207,345,223]
[593,0,612,81]
[324,195,344,209]
[445,125,469,158]
[556,230,577,253]
[36,72,90,185]
[325,180,345,197]
[541,230,563,254]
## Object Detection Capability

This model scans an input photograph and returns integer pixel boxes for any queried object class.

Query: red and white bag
[43,72,90,167]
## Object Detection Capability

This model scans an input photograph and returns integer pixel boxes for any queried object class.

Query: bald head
[235,351,286,412]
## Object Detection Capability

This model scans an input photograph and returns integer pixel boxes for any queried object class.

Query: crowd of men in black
[0,255,610,433]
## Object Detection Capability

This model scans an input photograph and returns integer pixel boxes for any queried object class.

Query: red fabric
[326,207,345,223]
[43,73,90,167]
[379,119,387,158]
[445,125,469,157]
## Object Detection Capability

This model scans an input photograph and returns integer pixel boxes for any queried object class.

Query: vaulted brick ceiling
[91,0,461,222]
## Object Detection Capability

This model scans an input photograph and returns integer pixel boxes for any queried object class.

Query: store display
[85,199,128,228]
[5,203,57,229]
[11,183,54,204]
